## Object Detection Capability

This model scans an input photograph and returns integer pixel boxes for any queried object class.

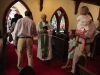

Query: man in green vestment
[37,14,54,61]
[42,26,49,58]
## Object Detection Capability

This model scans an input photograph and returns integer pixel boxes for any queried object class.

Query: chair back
[75,55,96,75]
[19,66,35,75]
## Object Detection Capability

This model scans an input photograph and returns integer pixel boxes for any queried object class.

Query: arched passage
[3,0,31,34]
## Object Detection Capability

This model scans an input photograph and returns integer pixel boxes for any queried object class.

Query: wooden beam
[74,0,81,15]
[40,0,43,11]
[73,0,100,15]
[98,6,100,17]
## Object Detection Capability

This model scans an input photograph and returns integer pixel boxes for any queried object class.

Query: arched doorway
[3,0,31,35]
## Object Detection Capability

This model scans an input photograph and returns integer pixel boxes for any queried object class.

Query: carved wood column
[74,0,100,15]
[40,0,43,11]
[74,0,81,15]
[98,6,100,17]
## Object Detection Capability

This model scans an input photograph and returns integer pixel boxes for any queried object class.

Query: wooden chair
[75,55,96,75]
[19,66,35,75]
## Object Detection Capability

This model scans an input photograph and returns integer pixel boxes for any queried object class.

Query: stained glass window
[57,10,62,16]
[51,7,68,33]
[60,16,65,32]
[51,15,57,32]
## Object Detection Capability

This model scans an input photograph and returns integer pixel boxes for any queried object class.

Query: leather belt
[78,42,82,44]
[19,37,32,38]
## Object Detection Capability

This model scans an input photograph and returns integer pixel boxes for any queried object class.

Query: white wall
[13,1,27,17]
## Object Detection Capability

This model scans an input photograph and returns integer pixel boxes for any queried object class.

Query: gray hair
[41,14,47,18]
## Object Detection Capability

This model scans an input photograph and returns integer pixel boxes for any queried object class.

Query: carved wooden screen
[51,7,69,33]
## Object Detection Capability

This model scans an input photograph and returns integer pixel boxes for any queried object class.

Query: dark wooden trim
[81,0,100,6]
[72,0,100,15]
[74,0,81,15]
[50,7,69,32]
[99,7,100,17]
[6,9,12,21]
[2,0,31,35]
[40,0,43,11]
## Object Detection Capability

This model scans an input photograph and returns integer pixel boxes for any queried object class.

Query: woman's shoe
[61,66,67,69]
[61,65,71,69]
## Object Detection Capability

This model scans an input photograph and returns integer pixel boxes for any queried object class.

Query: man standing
[94,16,100,32]
[88,16,100,59]
[69,11,96,74]
[13,10,37,70]
[37,14,53,61]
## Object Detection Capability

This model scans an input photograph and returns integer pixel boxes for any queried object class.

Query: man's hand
[8,30,11,33]
[43,28,47,33]
[68,48,71,52]
[13,39,17,46]
[7,30,11,36]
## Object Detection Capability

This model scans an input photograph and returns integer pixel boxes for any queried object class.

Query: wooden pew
[75,55,96,75]
[76,64,96,75]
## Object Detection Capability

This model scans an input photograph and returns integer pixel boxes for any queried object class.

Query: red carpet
[86,55,100,75]
[6,44,100,75]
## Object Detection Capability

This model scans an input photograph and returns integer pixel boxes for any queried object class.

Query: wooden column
[98,6,100,17]
[40,0,43,11]
[74,0,81,15]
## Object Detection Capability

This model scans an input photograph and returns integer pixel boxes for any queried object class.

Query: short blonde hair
[80,6,89,15]
[41,14,47,18]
